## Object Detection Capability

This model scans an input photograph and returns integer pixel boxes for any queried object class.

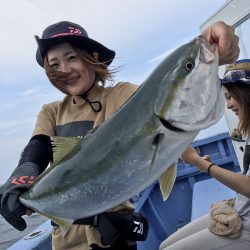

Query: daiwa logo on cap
[52,26,82,38]
[68,27,81,35]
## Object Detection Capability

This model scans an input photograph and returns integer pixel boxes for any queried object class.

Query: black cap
[35,21,115,67]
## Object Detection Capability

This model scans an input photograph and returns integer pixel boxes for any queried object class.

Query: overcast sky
[0,0,227,183]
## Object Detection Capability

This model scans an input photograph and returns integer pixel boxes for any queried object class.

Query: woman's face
[47,42,96,96]
[222,86,241,117]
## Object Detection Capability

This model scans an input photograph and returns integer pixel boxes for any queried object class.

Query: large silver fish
[20,37,224,226]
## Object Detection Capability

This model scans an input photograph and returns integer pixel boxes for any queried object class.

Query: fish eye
[185,61,194,71]
[182,58,195,73]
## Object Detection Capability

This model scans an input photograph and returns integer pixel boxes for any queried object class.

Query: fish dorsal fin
[51,136,81,166]
[159,162,177,201]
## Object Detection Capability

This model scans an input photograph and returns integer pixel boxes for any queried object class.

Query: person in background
[0,20,239,250]
[160,59,250,250]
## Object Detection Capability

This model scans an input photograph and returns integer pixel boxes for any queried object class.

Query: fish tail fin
[159,162,177,201]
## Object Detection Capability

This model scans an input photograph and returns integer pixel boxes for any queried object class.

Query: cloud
[0,0,225,62]
[0,136,29,183]
[0,0,225,87]
[20,87,44,97]
[0,116,35,137]
[148,49,175,64]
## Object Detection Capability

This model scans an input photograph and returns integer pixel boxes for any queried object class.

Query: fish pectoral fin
[159,162,177,201]
[150,132,165,172]
[51,136,82,166]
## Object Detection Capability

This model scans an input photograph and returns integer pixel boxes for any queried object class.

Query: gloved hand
[100,212,149,242]
[243,145,250,175]
[0,162,39,231]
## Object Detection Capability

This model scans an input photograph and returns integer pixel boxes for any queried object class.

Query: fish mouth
[160,117,183,132]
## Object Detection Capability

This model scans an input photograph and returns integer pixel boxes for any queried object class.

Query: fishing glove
[243,145,250,175]
[0,162,40,231]
[98,212,149,245]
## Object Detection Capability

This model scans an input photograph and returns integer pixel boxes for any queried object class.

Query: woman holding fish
[0,20,239,250]
[160,60,250,249]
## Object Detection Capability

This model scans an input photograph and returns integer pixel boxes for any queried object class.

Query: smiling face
[222,86,241,117]
[46,42,96,96]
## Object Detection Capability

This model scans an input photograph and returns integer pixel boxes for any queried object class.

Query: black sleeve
[243,145,250,175]
[18,134,53,174]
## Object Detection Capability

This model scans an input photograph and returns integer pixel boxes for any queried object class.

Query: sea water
[0,214,47,250]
